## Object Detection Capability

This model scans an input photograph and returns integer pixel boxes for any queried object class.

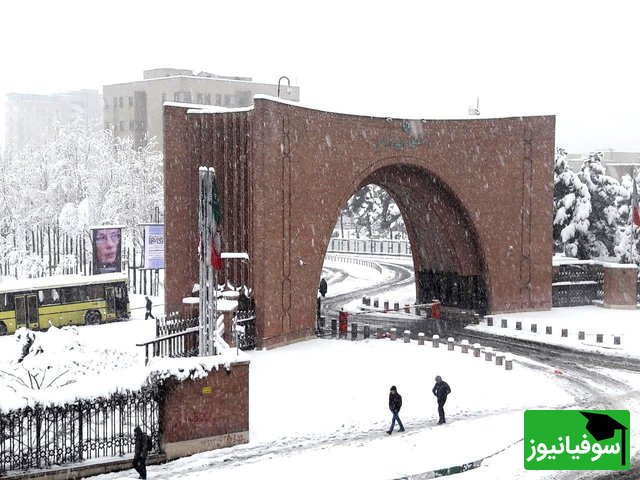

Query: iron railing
[0,388,160,476]
[552,263,604,307]
[155,313,198,338]
[234,310,256,350]
[138,328,199,366]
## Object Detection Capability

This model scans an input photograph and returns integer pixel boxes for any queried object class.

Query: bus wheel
[85,310,102,325]
[0,322,7,336]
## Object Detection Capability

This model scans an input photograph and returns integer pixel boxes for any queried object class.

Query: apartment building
[5,89,102,149]
[103,68,300,150]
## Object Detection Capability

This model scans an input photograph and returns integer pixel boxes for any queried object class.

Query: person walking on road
[432,375,451,424]
[387,385,404,434]
[145,296,155,320]
[132,426,150,479]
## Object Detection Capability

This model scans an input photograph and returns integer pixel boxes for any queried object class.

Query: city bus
[0,273,130,335]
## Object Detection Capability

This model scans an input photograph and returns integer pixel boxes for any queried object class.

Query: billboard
[91,226,123,274]
[143,224,165,269]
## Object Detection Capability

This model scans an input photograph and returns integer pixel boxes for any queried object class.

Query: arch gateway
[164,98,555,348]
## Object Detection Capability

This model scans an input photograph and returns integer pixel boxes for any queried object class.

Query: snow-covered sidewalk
[466,306,640,358]
[90,337,577,480]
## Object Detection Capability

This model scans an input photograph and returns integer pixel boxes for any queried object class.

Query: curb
[393,438,522,479]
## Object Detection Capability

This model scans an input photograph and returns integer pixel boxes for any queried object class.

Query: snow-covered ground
[467,306,640,358]
[322,257,394,297]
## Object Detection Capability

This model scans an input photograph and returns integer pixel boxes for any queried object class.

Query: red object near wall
[431,300,441,319]
[338,310,349,333]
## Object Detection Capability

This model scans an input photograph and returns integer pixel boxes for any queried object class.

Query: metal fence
[0,388,160,476]
[552,263,605,307]
[234,310,256,350]
[327,238,411,256]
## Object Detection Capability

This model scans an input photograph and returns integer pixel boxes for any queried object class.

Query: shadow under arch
[325,158,489,314]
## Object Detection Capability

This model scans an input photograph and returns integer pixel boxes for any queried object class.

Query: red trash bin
[431,300,441,320]
[338,310,349,333]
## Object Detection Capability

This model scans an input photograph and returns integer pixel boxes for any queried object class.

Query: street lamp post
[277,76,291,98]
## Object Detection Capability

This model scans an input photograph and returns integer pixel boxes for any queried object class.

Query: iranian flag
[210,176,224,270]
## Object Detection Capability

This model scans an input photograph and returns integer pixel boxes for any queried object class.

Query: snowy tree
[341,185,406,239]
[553,149,592,258]
[578,152,628,258]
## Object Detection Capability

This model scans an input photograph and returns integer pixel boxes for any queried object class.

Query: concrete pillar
[561,329,568,338]
[383,301,389,311]
[432,335,440,348]
[461,339,469,354]
[363,325,370,339]
[331,318,337,334]
[390,328,397,341]
[473,313,480,324]
[546,326,552,335]
[596,334,603,343]
[376,327,383,339]
[418,332,425,345]
[394,302,400,311]
[403,330,411,343]
[578,331,585,340]
[473,343,481,357]
[351,323,358,340]
[373,298,379,308]
[484,347,493,361]
[414,305,421,315]
[495,353,504,366]
[486,316,493,327]
[516,321,522,331]
[614,336,621,345]
[362,296,367,305]
[531,323,537,333]
[319,316,326,329]
[404,304,411,313]
[505,358,513,370]
[447,337,455,351]
[501,318,508,328]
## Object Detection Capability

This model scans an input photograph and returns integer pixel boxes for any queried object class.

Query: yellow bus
[0,273,130,335]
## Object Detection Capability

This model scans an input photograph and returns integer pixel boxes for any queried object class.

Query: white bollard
[473,343,481,357]
[418,332,425,345]
[447,337,455,351]
[484,346,494,361]
[432,334,440,348]
[461,339,469,354]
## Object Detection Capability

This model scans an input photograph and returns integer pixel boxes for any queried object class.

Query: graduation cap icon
[580,411,628,466]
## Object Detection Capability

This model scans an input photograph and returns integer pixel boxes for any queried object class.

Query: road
[321,255,640,479]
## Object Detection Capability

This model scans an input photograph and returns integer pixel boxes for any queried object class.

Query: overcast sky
[1,0,639,153]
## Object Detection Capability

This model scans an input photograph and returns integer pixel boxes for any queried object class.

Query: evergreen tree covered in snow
[553,149,592,258]
[578,152,628,258]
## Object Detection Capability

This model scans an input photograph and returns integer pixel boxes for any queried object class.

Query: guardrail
[327,238,411,256]
[325,254,383,274]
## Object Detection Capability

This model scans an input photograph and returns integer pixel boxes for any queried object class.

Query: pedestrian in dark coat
[432,375,452,424]
[319,278,328,297]
[132,426,149,479]
[387,385,405,434]
[144,296,155,320]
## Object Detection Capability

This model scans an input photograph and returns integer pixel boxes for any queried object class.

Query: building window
[119,97,123,108]
[129,120,135,130]
[119,121,124,131]
[113,97,118,108]
[129,96,133,107]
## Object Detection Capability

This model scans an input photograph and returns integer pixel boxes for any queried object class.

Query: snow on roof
[0,273,129,294]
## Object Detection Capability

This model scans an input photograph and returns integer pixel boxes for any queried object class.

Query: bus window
[2,293,15,311]
[51,289,60,303]
[39,290,44,303]
[87,285,103,300]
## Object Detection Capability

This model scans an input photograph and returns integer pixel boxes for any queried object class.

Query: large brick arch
[164,98,555,349]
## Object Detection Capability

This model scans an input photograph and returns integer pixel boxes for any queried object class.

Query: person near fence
[132,426,150,479]
[319,277,328,297]
[387,385,404,434]
[432,375,452,424]
[145,296,155,320]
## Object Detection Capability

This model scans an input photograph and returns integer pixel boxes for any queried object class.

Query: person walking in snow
[132,426,150,479]
[387,385,404,434]
[432,375,451,424]
[319,277,328,298]
[145,296,155,320]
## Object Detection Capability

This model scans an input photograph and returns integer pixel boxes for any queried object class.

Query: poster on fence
[143,223,165,269]
[91,225,124,274]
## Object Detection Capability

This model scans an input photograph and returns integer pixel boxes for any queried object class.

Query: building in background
[5,89,102,149]
[103,68,300,150]
[567,151,640,180]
